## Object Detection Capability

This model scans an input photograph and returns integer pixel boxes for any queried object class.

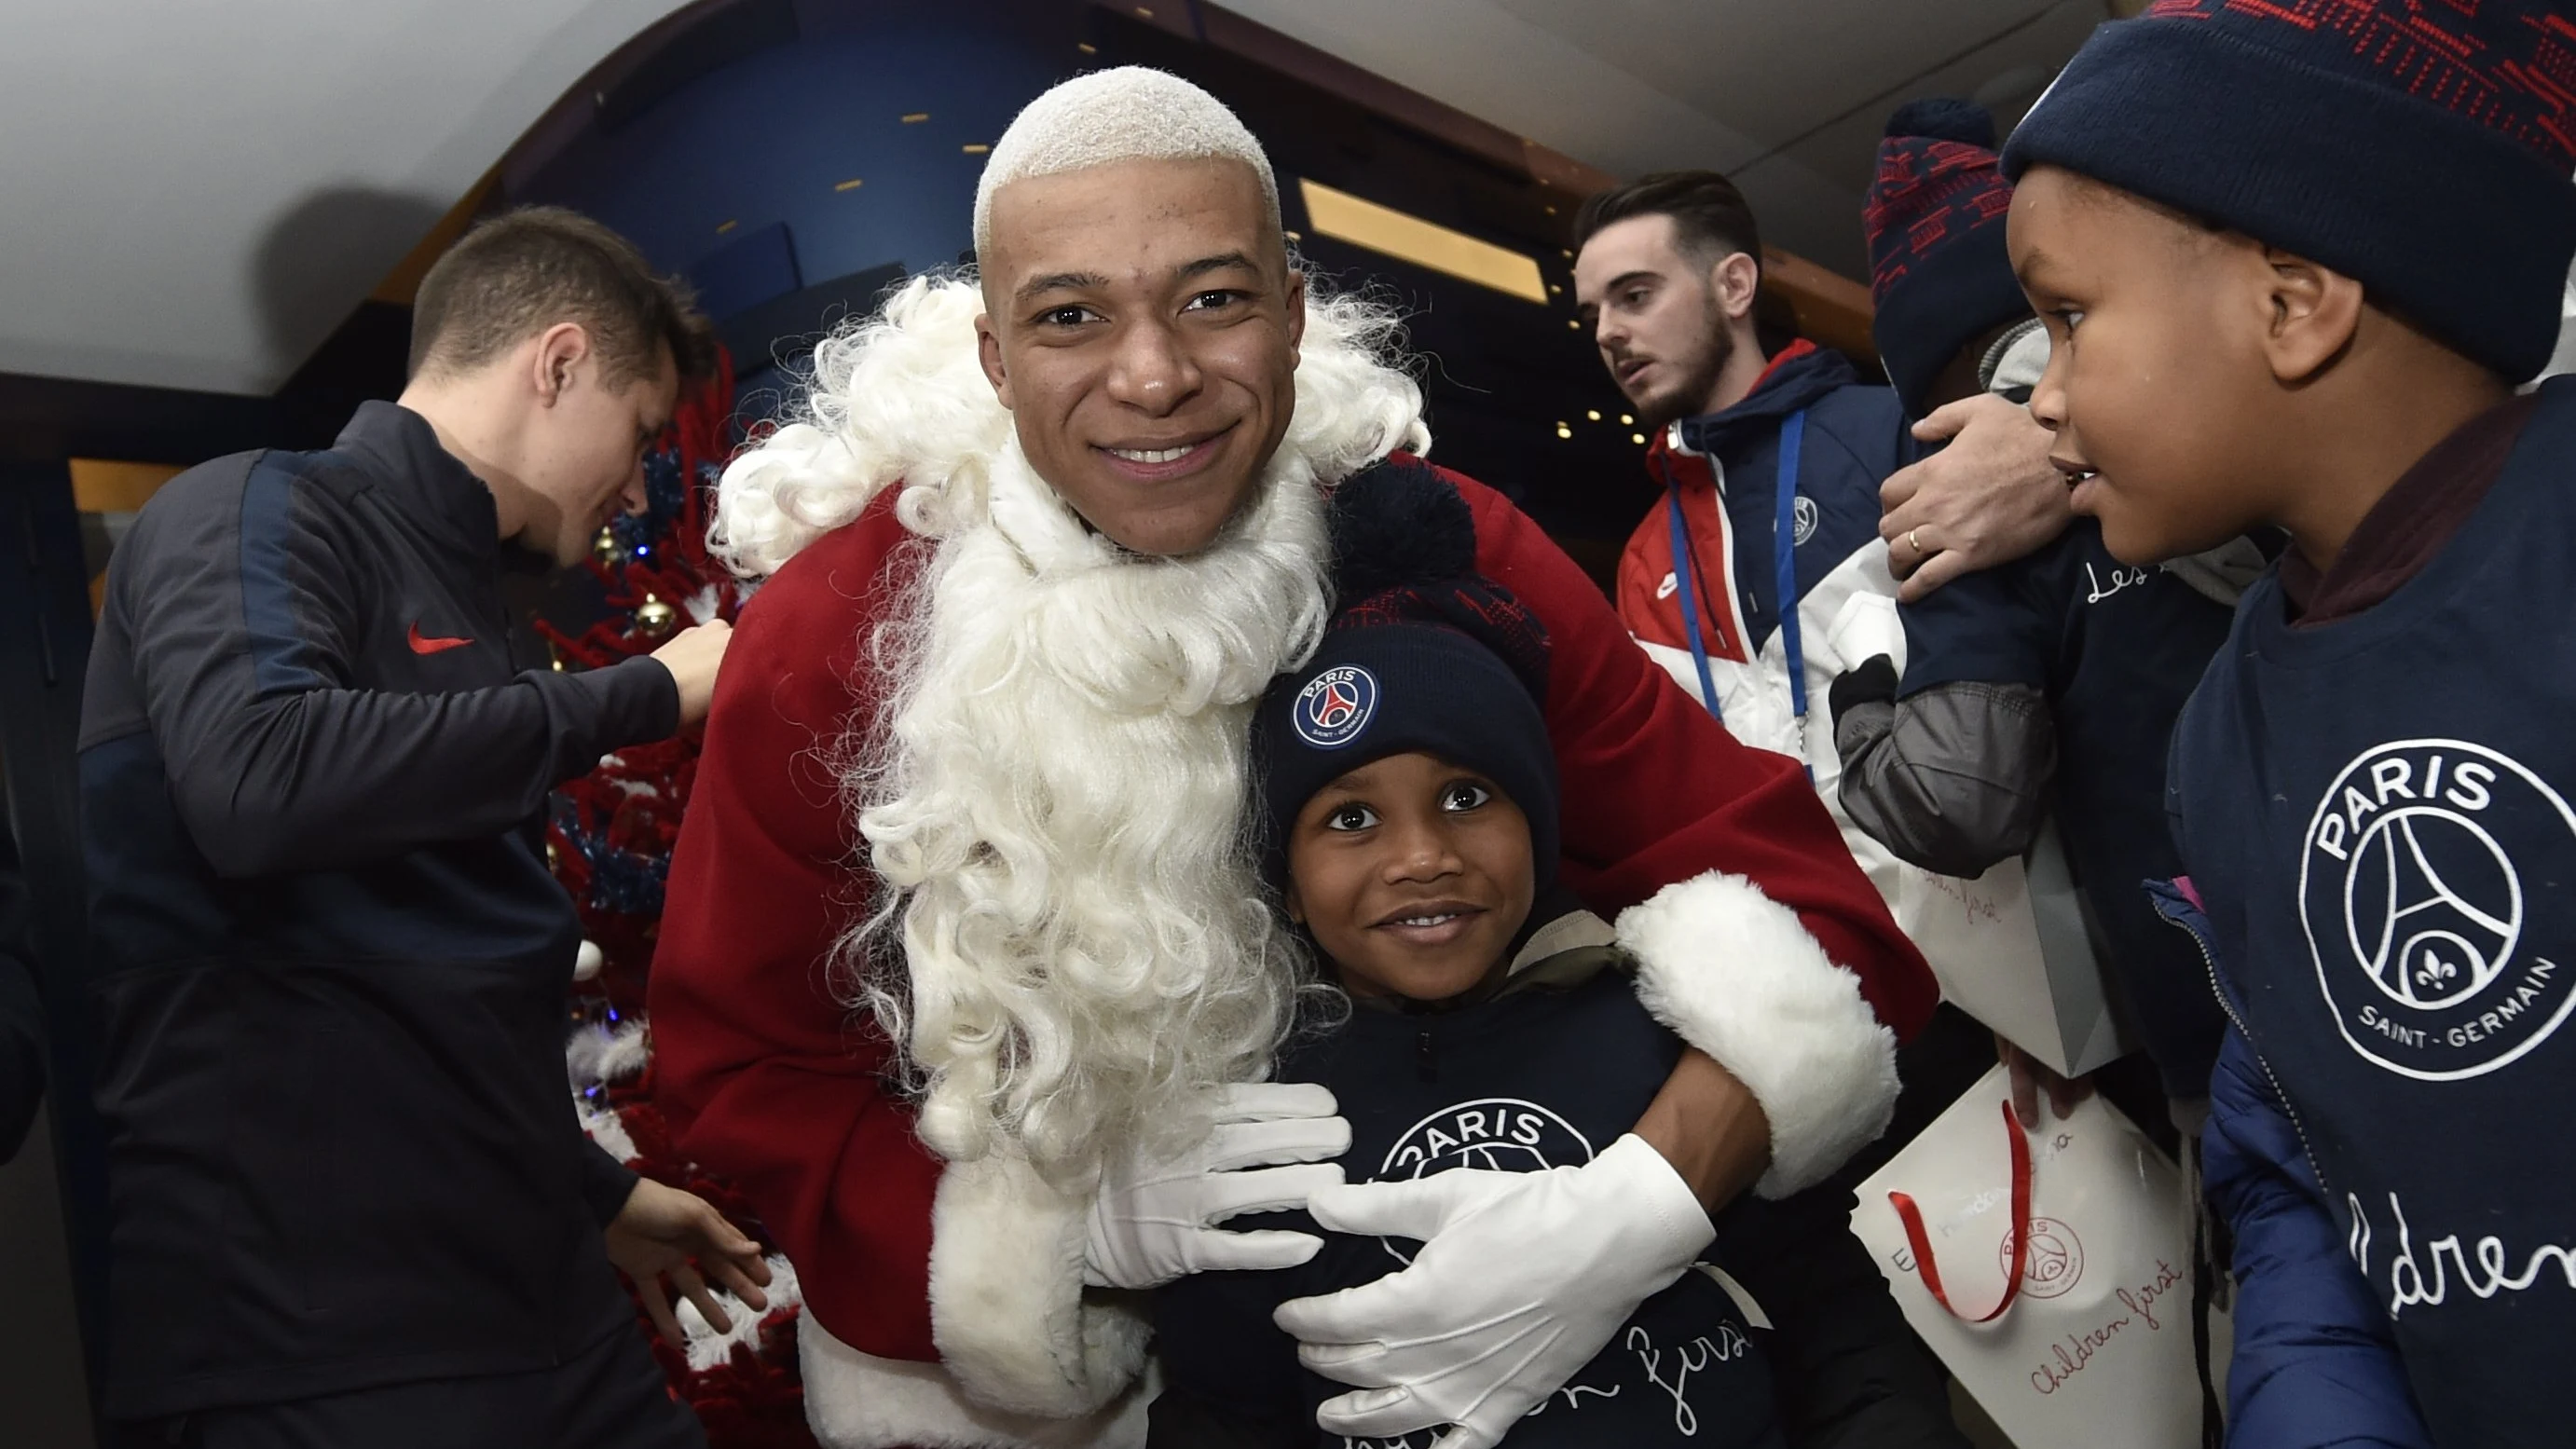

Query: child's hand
[604,1177,774,1346]
[1997,1032,2093,1128]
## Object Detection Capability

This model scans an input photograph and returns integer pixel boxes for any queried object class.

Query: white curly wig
[971,66,1281,259]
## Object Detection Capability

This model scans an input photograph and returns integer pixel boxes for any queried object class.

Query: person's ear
[975,313,1015,409]
[1711,251,1761,324]
[1283,267,1308,366]
[2258,248,2364,385]
[531,322,591,407]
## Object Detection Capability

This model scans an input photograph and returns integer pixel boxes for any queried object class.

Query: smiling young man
[650,68,1932,1449]
[81,207,762,1449]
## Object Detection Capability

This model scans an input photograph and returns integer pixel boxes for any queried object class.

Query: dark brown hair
[409,207,717,387]
[1572,171,1764,280]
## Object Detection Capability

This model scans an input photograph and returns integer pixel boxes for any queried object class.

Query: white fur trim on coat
[1615,870,1899,1198]
[925,1154,1152,1418]
[800,1314,1148,1449]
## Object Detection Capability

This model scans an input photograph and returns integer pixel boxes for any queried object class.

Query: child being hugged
[1147,487,1962,1449]
[1998,3,2576,1445]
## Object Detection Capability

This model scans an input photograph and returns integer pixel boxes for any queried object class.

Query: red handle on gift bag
[1887,1100,2034,1323]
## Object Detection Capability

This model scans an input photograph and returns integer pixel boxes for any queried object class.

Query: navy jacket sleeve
[112,457,678,878]
[0,817,43,1165]
[2204,1027,2432,1448]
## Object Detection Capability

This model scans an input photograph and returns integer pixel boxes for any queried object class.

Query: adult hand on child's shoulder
[1273,1133,1713,1449]
[1880,394,2071,601]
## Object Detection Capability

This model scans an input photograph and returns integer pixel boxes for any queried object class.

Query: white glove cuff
[1597,1134,1717,1264]
[1616,871,1900,1198]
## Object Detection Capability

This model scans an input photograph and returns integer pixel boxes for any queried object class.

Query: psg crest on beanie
[2299,739,2576,1081]
[1292,665,1378,749]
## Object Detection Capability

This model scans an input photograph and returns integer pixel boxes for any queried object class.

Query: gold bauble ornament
[593,526,625,566]
[633,595,677,638]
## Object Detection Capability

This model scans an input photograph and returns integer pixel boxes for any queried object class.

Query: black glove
[1828,654,1900,727]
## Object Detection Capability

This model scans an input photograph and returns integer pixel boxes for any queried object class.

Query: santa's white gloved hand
[1272,1133,1714,1449]
[1082,1082,1350,1290]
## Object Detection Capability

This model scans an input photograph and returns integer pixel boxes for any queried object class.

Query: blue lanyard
[1661,408,1810,728]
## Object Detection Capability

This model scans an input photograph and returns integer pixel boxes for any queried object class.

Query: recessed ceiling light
[901,112,929,124]
[1585,409,1600,421]
[834,178,864,191]
[963,144,991,154]
[1631,432,1647,444]
[716,219,738,234]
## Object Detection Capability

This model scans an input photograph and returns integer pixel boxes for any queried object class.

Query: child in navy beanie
[1843,95,2245,1136]
[1149,485,1966,1449]
[1864,98,2035,420]
[2000,5,2576,1445]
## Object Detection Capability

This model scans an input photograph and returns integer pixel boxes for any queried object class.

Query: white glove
[1082,1081,1350,1290]
[1271,1133,1714,1449]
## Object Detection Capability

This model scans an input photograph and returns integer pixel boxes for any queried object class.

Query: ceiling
[0,0,692,397]
[1,0,2116,398]
[1219,0,2118,280]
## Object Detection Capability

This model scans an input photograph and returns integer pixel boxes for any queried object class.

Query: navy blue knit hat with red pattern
[2004,0,2576,381]
[1866,99,2027,417]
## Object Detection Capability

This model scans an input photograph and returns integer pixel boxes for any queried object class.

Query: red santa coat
[651,462,1935,1443]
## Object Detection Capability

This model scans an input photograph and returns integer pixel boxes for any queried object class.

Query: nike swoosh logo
[1656,572,1679,601]
[408,622,474,654]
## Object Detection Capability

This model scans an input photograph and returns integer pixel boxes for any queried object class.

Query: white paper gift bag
[1853,1065,2213,1449]
[1821,594,2129,1078]
[1891,820,2129,1078]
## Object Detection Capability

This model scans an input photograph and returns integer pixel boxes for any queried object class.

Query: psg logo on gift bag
[2298,739,2576,1081]
[1293,665,1378,748]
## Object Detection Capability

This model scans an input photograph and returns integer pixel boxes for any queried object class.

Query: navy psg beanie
[1253,575,1557,897]
[2003,0,2576,382]
[1866,99,2028,418]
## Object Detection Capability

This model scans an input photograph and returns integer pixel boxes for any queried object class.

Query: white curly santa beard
[843,431,1333,1183]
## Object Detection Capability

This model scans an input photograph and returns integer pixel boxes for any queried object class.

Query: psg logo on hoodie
[1373,1098,1592,1264]
[2299,740,2576,1080]
[1292,665,1377,748]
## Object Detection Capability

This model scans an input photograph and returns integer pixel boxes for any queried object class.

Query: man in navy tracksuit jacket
[79,209,759,1448]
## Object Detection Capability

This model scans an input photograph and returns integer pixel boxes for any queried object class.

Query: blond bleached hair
[707,271,1425,1183]
[970,67,1281,261]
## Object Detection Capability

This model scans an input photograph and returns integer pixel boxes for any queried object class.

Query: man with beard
[651,69,1935,1449]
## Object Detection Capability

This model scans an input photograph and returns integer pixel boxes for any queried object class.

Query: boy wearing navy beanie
[1150,483,1963,1448]
[1864,98,2040,421]
[2002,4,2576,1444]
[1837,97,2240,1131]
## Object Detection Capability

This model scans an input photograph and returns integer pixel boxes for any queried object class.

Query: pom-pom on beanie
[2003,0,2576,382]
[1865,98,2027,417]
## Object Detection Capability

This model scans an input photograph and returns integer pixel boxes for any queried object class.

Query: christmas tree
[541,349,820,1449]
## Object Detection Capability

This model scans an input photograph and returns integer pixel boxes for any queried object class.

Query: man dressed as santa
[651,68,1937,1449]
